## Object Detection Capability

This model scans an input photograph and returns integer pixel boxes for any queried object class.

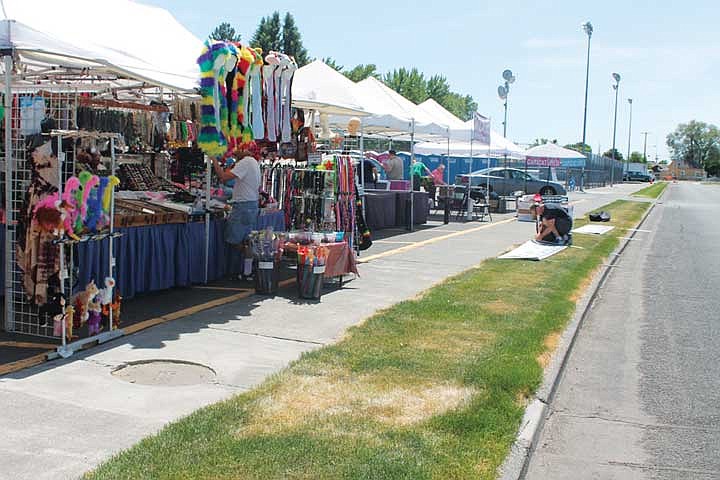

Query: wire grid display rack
[4,89,78,338]
[3,88,121,353]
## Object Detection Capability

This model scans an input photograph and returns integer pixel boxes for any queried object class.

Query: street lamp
[498,69,516,169]
[626,98,633,167]
[580,21,593,191]
[641,131,650,163]
[610,72,621,186]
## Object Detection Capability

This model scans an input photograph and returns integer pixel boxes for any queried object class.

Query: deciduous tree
[666,120,720,172]
[602,148,624,161]
[344,64,380,82]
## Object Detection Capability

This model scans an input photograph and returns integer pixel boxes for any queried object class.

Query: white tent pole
[4,54,13,332]
[360,121,366,219]
[108,137,116,331]
[466,134,473,221]
[409,119,415,232]
[446,128,450,184]
[204,153,211,284]
[56,134,66,347]
[486,118,491,212]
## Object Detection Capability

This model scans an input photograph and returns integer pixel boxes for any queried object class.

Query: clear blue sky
[146,0,720,161]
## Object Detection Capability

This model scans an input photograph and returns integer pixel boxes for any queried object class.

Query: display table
[0,211,286,299]
[364,190,428,230]
[283,241,358,278]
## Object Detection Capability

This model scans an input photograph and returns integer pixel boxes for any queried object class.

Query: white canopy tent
[341,77,449,138]
[415,120,525,159]
[0,0,202,92]
[292,60,367,116]
[417,98,466,129]
[524,143,586,160]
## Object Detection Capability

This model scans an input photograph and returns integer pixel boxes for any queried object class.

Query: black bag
[589,211,611,222]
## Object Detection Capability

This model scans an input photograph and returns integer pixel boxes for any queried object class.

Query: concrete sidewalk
[0,183,646,480]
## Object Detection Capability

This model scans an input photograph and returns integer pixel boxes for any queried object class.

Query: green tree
[440,93,477,121]
[322,57,343,72]
[666,120,720,171]
[602,148,624,161]
[530,138,557,147]
[344,64,380,82]
[281,12,309,66]
[250,12,282,55]
[383,68,428,104]
[210,22,241,42]
[425,75,450,101]
[565,142,592,154]
[628,151,646,163]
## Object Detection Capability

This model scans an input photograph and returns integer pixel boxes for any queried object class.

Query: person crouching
[530,203,572,245]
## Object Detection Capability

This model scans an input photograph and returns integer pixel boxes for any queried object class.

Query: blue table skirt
[1,211,285,299]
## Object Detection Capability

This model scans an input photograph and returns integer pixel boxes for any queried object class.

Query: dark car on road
[623,170,653,182]
[455,167,567,196]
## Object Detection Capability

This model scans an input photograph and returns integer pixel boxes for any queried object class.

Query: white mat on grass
[572,224,615,235]
[498,240,568,261]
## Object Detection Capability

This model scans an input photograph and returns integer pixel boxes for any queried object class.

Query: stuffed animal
[111,290,122,329]
[74,280,99,328]
[52,295,66,336]
[40,285,64,327]
[32,193,63,235]
[98,277,115,306]
[64,305,75,342]
[51,297,75,342]
[87,295,102,336]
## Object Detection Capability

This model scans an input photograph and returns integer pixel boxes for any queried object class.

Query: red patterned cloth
[284,241,358,278]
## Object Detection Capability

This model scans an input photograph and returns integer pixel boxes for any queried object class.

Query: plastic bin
[255,259,280,295]
[296,263,325,300]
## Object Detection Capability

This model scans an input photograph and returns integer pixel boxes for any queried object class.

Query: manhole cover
[111,360,216,386]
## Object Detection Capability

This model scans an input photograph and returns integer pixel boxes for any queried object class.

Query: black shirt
[358,160,376,184]
[541,203,570,221]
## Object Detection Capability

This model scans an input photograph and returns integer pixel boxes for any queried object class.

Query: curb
[498,196,661,480]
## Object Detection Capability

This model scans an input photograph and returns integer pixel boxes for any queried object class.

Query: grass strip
[87,200,650,480]
[632,181,667,199]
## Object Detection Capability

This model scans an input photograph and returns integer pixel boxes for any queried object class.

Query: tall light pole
[498,69,516,170]
[626,98,633,164]
[641,131,649,163]
[580,21,593,191]
[610,73,621,186]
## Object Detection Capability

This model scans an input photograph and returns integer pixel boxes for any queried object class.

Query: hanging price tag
[313,265,325,274]
[58,152,66,163]
[308,153,322,165]
[59,268,69,280]
[258,261,274,270]
[111,258,116,268]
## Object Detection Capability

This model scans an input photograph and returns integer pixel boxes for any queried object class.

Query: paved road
[526,182,720,479]
[0,183,645,480]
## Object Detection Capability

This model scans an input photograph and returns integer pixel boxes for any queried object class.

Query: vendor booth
[0,2,368,359]
[0,0,213,356]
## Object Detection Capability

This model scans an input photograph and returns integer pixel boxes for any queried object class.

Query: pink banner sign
[526,156,562,167]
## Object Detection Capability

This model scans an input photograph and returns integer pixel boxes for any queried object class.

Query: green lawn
[632,181,668,199]
[87,200,651,480]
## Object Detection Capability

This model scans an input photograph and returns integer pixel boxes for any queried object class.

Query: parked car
[455,167,567,196]
[622,170,653,182]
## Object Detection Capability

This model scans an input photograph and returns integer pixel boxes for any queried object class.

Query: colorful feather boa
[197,40,238,156]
